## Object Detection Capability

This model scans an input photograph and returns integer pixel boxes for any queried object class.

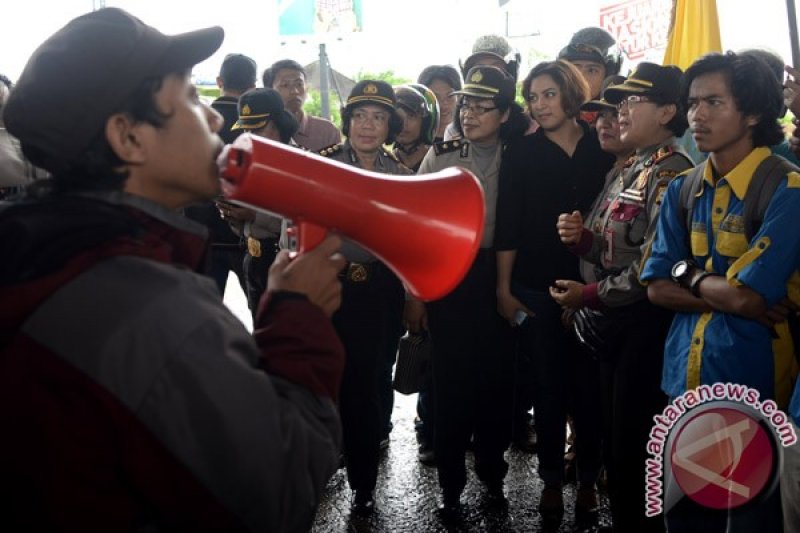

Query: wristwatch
[689,270,713,297]
[671,259,696,288]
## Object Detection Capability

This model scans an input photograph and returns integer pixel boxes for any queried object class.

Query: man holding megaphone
[0,9,347,531]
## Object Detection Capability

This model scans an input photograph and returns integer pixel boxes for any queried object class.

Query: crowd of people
[2,6,800,533]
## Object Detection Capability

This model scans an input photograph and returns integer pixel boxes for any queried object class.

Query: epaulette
[318,143,343,158]
[381,147,402,164]
[433,139,469,157]
[644,145,675,167]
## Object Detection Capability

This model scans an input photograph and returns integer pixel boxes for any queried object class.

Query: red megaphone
[219,134,485,301]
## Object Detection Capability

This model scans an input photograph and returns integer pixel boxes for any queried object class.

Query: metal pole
[788,0,800,67]
[319,43,330,120]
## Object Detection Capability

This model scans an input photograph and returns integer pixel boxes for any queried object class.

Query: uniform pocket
[690,229,709,257]
[716,230,749,258]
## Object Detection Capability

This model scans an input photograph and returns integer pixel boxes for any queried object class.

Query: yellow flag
[663,0,722,70]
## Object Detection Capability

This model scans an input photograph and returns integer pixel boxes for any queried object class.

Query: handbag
[393,332,432,395]
[573,308,617,360]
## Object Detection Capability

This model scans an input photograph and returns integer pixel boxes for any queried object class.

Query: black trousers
[518,290,603,488]
[427,249,515,499]
[334,262,404,495]
[601,301,672,533]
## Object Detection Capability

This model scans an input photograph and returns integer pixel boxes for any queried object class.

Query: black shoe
[437,495,462,522]
[575,486,599,529]
[538,484,564,531]
[418,445,436,466]
[484,482,507,508]
[351,490,375,516]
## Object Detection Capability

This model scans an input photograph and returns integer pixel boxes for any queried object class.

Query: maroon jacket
[0,190,344,532]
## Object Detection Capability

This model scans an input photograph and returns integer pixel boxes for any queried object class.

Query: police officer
[554,63,693,533]
[405,65,527,516]
[220,88,299,315]
[318,79,410,515]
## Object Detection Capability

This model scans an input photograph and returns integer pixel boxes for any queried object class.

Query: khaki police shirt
[319,140,412,263]
[579,139,693,308]
[418,139,500,249]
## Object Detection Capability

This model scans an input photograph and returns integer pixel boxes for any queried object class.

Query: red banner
[600,0,672,62]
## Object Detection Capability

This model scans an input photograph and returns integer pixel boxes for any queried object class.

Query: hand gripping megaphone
[220,134,485,301]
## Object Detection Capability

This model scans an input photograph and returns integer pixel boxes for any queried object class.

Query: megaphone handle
[289,220,329,255]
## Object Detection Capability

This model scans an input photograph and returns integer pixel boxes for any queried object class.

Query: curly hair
[522,60,590,119]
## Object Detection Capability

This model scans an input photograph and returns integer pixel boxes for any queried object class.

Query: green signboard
[278,0,363,36]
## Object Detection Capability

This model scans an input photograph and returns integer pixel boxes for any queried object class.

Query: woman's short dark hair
[24,74,172,192]
[341,103,403,145]
[522,60,590,119]
[680,51,784,147]
[417,65,462,92]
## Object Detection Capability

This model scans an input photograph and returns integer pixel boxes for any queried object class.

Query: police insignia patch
[364,83,378,95]
[241,104,251,116]
[470,71,483,83]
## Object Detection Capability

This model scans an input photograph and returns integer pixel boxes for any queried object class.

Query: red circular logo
[669,406,775,509]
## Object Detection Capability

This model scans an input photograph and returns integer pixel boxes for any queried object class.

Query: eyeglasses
[458,100,498,116]
[351,109,389,125]
[616,94,653,110]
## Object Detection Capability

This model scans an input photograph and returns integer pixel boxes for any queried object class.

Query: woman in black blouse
[494,60,613,531]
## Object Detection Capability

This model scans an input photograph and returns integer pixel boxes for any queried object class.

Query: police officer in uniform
[220,88,299,315]
[554,63,693,533]
[317,80,411,515]
[405,65,527,516]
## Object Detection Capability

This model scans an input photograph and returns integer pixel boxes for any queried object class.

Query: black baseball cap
[3,8,223,171]
[232,88,298,136]
[604,62,683,105]
[452,65,516,103]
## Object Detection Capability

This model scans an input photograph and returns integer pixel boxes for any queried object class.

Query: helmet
[558,27,624,77]
[394,83,440,145]
[460,34,521,81]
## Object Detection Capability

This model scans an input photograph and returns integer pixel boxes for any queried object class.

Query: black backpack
[678,154,799,241]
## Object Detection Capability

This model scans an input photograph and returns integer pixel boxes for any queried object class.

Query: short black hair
[263,59,306,88]
[219,54,257,92]
[522,60,590,119]
[24,74,171,191]
[341,102,403,144]
[681,51,784,147]
[0,74,12,90]
[417,65,462,92]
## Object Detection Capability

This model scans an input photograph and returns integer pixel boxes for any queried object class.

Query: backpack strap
[743,155,799,241]
[677,164,705,239]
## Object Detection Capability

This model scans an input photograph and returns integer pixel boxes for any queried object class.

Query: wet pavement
[311,393,612,533]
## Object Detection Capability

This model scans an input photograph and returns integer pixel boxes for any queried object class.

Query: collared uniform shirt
[319,140,412,262]
[576,140,693,309]
[418,139,501,249]
[641,146,800,405]
[295,114,341,152]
